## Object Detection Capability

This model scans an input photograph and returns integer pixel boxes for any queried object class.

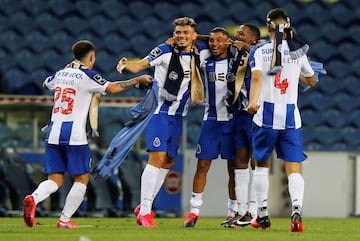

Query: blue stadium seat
[15,49,44,72]
[130,34,154,56]
[314,128,343,146]
[0,30,26,52]
[115,15,142,38]
[63,16,89,35]
[0,0,20,15]
[100,0,128,20]
[323,23,349,43]
[48,0,75,17]
[89,15,118,36]
[301,109,325,127]
[338,42,358,62]
[25,30,52,55]
[203,2,229,22]
[94,50,114,74]
[343,129,360,147]
[343,76,360,96]
[129,1,154,20]
[143,17,167,39]
[50,31,73,54]
[296,24,322,44]
[75,0,100,18]
[323,109,349,129]
[326,60,352,79]
[318,75,344,96]
[334,93,359,113]
[310,41,337,62]
[42,50,68,70]
[153,2,178,22]
[36,13,63,35]
[0,15,12,33]
[3,68,29,92]
[179,2,201,19]
[330,3,355,26]
[298,2,329,26]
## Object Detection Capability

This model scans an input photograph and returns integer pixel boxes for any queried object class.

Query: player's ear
[192,32,198,41]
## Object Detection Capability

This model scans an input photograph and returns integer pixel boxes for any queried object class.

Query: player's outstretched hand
[116,57,127,73]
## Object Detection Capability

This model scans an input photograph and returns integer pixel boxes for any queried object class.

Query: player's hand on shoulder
[116,57,127,73]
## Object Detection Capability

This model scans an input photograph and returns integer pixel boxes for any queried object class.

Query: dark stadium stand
[0,0,358,152]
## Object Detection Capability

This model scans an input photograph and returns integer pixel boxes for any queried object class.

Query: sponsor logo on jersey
[93,74,106,85]
[149,47,162,59]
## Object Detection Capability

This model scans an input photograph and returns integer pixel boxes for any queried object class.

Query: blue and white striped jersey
[146,42,210,116]
[203,55,235,121]
[44,66,109,145]
[249,40,314,129]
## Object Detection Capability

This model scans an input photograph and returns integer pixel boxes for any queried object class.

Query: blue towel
[93,81,158,177]
[300,61,327,92]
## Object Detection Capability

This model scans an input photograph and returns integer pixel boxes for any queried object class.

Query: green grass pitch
[1,217,359,241]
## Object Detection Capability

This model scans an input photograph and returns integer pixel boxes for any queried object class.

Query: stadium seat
[36,13,63,35]
[63,16,89,35]
[129,1,154,20]
[153,2,178,21]
[115,15,142,38]
[94,50,115,74]
[48,0,75,17]
[25,30,52,54]
[318,75,344,96]
[298,2,329,26]
[100,0,128,20]
[301,109,325,127]
[130,34,154,56]
[50,31,73,54]
[89,15,118,36]
[296,24,323,44]
[343,129,360,147]
[75,0,100,18]
[314,128,342,146]
[326,60,352,79]
[203,2,229,22]
[3,68,29,92]
[330,3,355,26]
[334,93,359,113]
[310,41,337,62]
[0,30,26,52]
[42,50,68,70]
[143,17,167,39]
[322,23,349,43]
[15,48,44,72]
[323,109,349,129]
[339,42,358,62]
[343,76,360,96]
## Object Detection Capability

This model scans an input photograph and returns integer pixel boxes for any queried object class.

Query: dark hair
[242,23,260,41]
[266,8,289,24]
[72,40,95,61]
[173,17,196,28]
[210,27,229,37]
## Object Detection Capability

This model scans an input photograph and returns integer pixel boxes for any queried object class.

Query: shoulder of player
[79,68,107,85]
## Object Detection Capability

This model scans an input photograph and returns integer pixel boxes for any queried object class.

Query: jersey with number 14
[249,40,314,130]
[44,67,109,145]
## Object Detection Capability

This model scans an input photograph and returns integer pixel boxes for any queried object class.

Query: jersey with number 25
[44,67,109,145]
[249,40,314,130]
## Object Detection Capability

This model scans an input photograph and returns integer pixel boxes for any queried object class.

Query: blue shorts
[234,111,253,149]
[146,113,183,158]
[251,123,306,163]
[196,119,235,160]
[43,143,91,175]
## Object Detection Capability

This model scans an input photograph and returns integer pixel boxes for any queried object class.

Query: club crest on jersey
[168,71,179,81]
[226,72,235,83]
[153,137,161,147]
[149,47,162,59]
[93,74,106,85]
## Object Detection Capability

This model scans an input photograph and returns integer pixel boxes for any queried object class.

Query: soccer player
[221,23,261,228]
[23,40,152,228]
[247,8,316,232]
[183,27,236,228]
[116,17,210,228]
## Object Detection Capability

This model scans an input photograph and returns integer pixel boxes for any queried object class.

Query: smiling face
[208,31,229,59]
[173,25,197,52]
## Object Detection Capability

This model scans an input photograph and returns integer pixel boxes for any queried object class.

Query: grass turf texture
[1,217,359,241]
